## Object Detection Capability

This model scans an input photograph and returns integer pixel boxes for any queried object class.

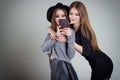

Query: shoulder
[47,25,52,30]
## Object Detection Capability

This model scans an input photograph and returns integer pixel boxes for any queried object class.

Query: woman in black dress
[69,1,113,80]
[48,1,113,80]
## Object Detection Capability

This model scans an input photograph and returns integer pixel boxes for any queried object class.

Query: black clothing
[49,58,78,80]
[74,26,113,80]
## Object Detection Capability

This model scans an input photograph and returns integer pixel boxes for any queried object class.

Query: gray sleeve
[41,34,56,53]
[67,29,75,59]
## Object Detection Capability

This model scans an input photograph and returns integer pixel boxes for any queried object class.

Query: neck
[73,22,81,32]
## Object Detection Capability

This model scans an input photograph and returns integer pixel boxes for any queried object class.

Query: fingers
[61,28,71,36]
[63,27,68,30]
[50,33,57,40]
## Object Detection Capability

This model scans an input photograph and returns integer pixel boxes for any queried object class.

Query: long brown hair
[70,1,100,51]
[51,8,68,32]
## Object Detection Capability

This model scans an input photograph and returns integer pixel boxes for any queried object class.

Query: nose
[70,15,76,20]
[71,15,75,18]
[59,17,65,20]
[58,17,65,22]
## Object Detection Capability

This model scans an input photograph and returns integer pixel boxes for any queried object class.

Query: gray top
[41,29,75,63]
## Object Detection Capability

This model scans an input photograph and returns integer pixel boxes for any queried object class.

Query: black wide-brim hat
[47,3,69,22]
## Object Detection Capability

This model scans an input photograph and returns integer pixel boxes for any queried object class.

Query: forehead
[56,9,65,14]
[70,8,78,13]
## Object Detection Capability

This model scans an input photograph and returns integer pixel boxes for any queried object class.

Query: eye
[75,13,79,16]
[61,14,66,17]
[69,13,73,15]
[55,15,60,18]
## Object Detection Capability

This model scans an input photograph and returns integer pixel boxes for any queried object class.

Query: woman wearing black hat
[41,3,78,80]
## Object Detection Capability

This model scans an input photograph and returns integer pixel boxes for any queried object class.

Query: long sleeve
[81,35,93,56]
[67,29,75,59]
[41,34,56,53]
[75,27,94,57]
[80,31,94,57]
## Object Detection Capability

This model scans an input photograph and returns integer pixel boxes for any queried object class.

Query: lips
[71,19,76,22]
[71,20,76,23]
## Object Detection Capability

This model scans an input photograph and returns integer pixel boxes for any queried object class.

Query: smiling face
[69,8,81,25]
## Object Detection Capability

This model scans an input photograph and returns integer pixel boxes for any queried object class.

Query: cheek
[69,16,72,21]
[76,17,80,22]
[55,18,59,24]
[69,15,71,19]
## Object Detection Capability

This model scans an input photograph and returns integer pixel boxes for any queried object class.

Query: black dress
[74,26,113,80]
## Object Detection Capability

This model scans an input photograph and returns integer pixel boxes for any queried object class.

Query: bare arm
[47,27,56,39]
[74,42,83,54]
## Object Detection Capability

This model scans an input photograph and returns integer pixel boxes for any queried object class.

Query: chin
[70,21,75,24]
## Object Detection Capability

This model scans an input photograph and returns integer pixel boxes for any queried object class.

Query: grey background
[0,0,120,80]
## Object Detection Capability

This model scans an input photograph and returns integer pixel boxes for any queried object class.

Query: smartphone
[59,19,69,28]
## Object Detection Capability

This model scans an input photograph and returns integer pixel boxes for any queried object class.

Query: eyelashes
[69,13,79,16]
[55,14,66,18]
[75,13,79,16]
